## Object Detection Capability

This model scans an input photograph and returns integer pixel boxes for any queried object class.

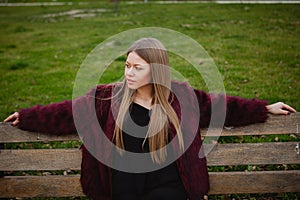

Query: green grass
[0,2,299,199]
[0,2,299,119]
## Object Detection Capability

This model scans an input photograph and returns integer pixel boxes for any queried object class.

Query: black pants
[113,186,187,200]
[142,186,187,200]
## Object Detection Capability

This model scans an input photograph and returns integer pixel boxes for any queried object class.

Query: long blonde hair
[113,38,184,164]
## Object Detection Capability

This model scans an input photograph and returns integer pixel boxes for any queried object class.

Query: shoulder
[171,81,193,92]
[170,81,200,105]
[171,81,201,98]
[95,83,115,96]
[171,81,210,104]
[86,83,122,99]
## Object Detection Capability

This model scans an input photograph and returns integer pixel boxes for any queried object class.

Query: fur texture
[18,81,268,200]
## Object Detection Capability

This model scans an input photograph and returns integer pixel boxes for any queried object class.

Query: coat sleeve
[194,89,269,128]
[17,88,96,135]
[18,98,84,135]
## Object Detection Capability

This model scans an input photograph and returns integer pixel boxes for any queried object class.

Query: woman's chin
[127,83,137,90]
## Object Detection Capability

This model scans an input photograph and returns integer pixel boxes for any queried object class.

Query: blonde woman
[4,38,296,200]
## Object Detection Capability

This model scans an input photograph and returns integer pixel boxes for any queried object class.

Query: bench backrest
[0,113,299,197]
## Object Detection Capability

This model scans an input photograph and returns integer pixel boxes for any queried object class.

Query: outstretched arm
[3,93,92,136]
[4,100,77,135]
[194,89,296,128]
[3,84,114,136]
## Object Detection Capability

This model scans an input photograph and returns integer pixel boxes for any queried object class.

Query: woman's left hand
[266,102,297,115]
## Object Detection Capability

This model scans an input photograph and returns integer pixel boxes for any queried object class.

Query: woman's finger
[280,108,290,115]
[11,118,20,126]
[4,114,15,122]
[282,103,297,113]
[4,112,19,123]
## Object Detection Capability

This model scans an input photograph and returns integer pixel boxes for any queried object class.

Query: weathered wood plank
[1,113,299,142]
[206,142,300,166]
[0,122,80,143]
[202,112,300,136]
[208,170,300,194]
[1,142,299,171]
[1,171,300,197]
[0,175,84,197]
[0,149,81,171]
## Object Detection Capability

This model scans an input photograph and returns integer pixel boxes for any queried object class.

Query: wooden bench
[0,113,299,198]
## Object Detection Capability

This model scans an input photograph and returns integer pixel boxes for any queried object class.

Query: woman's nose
[126,67,134,76]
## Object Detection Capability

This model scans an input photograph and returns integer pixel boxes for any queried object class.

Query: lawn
[0,1,299,199]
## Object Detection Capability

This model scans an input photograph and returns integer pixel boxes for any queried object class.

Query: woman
[4,38,296,200]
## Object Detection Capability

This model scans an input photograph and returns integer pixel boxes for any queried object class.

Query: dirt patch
[41,8,109,18]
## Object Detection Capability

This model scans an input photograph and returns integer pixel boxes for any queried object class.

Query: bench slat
[1,142,299,171]
[1,171,300,197]
[0,175,83,197]
[0,149,81,171]
[206,142,300,166]
[1,113,299,143]
[209,170,300,194]
[202,112,299,137]
[0,122,80,143]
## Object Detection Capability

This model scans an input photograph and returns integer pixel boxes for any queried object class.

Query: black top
[112,103,186,200]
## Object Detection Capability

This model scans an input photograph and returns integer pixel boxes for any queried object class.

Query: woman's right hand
[4,112,20,126]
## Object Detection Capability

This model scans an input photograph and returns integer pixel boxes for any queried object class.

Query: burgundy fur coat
[18,81,268,200]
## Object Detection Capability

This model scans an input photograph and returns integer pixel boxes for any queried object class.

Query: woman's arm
[4,96,90,135]
[3,84,113,135]
[194,89,296,128]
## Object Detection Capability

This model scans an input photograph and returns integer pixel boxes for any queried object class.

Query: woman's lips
[127,79,136,84]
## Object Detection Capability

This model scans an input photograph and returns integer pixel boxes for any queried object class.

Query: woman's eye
[135,66,142,71]
[125,64,130,68]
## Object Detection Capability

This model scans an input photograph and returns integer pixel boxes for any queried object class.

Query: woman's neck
[134,84,153,109]
[136,84,153,99]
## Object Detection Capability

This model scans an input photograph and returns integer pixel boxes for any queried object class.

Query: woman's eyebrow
[125,61,147,66]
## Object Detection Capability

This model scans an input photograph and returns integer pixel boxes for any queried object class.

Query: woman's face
[125,52,152,90]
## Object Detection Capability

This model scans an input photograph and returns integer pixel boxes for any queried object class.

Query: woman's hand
[266,102,296,115]
[4,112,20,126]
